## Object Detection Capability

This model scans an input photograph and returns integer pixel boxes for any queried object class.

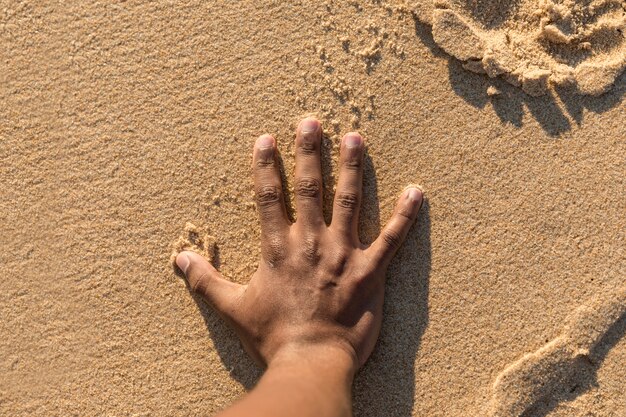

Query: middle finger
[294,118,324,229]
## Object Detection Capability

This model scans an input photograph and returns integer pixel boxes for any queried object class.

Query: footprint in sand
[424,0,625,96]
[488,284,626,417]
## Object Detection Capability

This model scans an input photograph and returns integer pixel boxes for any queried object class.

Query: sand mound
[171,222,217,271]
[488,283,626,417]
[425,0,626,96]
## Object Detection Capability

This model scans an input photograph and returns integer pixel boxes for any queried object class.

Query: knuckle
[255,157,275,168]
[396,207,414,221]
[190,271,211,294]
[256,185,281,206]
[298,140,318,155]
[295,177,321,199]
[336,192,359,210]
[382,229,403,250]
[328,252,349,275]
[299,236,321,263]
[342,157,362,171]
[264,236,286,266]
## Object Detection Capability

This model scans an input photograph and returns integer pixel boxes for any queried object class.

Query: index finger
[252,134,290,243]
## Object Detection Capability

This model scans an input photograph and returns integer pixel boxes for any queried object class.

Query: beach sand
[1,1,624,416]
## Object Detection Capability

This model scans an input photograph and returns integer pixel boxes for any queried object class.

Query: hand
[176,118,423,372]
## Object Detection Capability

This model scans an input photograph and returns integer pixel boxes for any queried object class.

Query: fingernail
[176,253,190,275]
[257,134,275,149]
[343,133,362,148]
[406,187,423,207]
[300,118,319,134]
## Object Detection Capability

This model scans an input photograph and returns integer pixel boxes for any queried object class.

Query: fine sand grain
[1,1,624,416]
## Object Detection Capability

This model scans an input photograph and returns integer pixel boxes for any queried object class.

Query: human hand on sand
[176,117,423,417]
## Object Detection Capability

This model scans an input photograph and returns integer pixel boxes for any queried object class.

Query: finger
[294,118,324,228]
[368,187,423,266]
[330,132,364,242]
[176,251,243,317]
[252,134,290,241]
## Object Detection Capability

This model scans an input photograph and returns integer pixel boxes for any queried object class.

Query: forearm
[217,344,356,417]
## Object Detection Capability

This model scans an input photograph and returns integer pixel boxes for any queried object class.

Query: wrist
[229,342,356,417]
[268,341,359,381]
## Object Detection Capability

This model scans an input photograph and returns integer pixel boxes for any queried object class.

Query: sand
[1,1,624,416]
[428,0,626,96]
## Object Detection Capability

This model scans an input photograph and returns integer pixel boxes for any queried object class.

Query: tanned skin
[175,117,424,417]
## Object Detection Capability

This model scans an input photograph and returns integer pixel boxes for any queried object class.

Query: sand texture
[421,0,626,96]
[489,284,626,417]
[1,1,625,416]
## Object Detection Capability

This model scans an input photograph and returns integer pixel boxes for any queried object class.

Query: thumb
[176,251,242,316]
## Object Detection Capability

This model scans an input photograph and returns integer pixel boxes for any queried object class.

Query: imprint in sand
[428,0,626,96]
[171,222,217,270]
[488,284,626,417]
